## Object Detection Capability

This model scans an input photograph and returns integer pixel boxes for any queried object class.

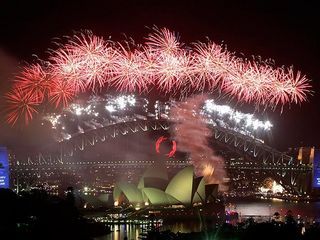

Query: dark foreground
[1,188,320,240]
[144,220,320,240]
[0,188,110,240]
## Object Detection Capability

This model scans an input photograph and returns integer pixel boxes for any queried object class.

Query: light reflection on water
[233,200,320,218]
[95,224,142,240]
[95,200,320,240]
[94,222,202,240]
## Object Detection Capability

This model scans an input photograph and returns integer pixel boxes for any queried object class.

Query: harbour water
[230,199,320,220]
[94,200,320,240]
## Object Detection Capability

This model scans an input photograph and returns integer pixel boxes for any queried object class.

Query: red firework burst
[193,42,234,90]
[49,33,115,92]
[112,45,152,92]
[14,64,49,103]
[5,87,40,126]
[282,68,310,104]
[65,33,117,90]
[48,79,76,108]
[146,27,182,54]
[6,27,312,126]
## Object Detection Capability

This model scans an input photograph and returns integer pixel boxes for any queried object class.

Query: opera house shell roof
[113,166,218,207]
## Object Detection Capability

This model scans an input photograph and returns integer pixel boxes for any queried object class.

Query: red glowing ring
[155,136,176,158]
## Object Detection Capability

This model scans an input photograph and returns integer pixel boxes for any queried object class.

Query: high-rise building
[312,149,320,189]
[0,146,10,189]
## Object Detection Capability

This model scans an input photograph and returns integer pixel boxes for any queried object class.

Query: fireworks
[5,88,40,125]
[48,79,76,108]
[13,63,49,103]
[112,47,152,92]
[146,27,192,92]
[42,94,272,142]
[5,27,311,125]
[203,99,273,131]
[155,136,177,158]
[49,33,115,92]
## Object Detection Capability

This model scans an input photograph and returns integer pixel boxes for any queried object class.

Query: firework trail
[170,95,228,191]
[5,27,311,125]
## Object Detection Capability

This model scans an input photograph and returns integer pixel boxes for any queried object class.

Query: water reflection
[95,200,320,240]
[162,221,202,233]
[95,222,203,240]
[95,224,143,240]
[234,200,320,219]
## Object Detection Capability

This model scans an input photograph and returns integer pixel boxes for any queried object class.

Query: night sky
[0,0,319,151]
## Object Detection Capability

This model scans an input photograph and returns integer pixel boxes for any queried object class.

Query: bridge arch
[17,119,311,194]
[53,119,295,166]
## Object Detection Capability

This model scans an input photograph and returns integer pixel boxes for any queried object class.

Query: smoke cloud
[170,95,228,191]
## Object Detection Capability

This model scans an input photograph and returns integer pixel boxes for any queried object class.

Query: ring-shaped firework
[155,136,177,158]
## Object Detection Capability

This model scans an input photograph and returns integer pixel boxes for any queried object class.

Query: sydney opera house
[113,166,220,209]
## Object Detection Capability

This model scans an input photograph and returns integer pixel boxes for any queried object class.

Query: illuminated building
[113,166,218,208]
[312,150,320,189]
[0,146,10,189]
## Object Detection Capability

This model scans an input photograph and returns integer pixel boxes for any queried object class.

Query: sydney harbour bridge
[5,25,314,197]
[11,117,312,195]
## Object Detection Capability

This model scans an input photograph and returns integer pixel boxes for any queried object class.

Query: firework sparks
[146,27,182,54]
[5,27,312,125]
[112,46,151,92]
[42,94,271,142]
[49,32,116,92]
[5,87,40,125]
[14,63,50,103]
[48,79,76,108]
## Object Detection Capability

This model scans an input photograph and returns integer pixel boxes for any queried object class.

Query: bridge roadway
[11,160,312,172]
[10,160,312,194]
